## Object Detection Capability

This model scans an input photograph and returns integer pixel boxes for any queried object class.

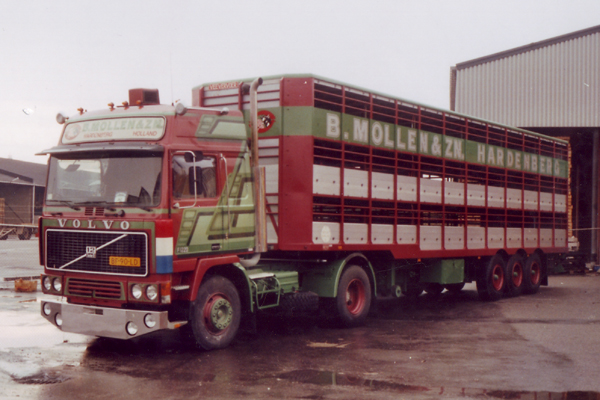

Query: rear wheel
[477,253,506,301]
[190,276,241,350]
[523,253,543,295]
[505,253,525,297]
[335,265,371,327]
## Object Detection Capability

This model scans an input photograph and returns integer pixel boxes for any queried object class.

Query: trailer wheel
[523,253,543,295]
[18,228,32,241]
[477,254,506,301]
[335,265,371,327]
[190,276,241,350]
[506,254,525,297]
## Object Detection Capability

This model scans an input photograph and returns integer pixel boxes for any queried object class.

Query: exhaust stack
[249,78,267,253]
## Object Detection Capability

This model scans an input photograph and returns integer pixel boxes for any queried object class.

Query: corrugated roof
[0,158,47,187]
[455,24,600,70]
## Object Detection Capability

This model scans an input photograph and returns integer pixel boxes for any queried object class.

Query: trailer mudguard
[300,253,377,298]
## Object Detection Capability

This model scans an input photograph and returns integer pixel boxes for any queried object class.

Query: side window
[172,155,217,200]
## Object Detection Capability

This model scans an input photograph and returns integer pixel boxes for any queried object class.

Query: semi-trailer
[40,75,568,349]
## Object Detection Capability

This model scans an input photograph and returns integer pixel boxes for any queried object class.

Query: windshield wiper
[55,201,81,211]
[80,201,154,213]
[79,201,117,211]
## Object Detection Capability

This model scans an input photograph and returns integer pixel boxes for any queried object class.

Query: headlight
[126,322,138,336]
[144,313,156,328]
[55,313,63,327]
[52,277,62,292]
[131,284,142,300]
[43,277,52,291]
[42,302,52,316]
[146,285,158,301]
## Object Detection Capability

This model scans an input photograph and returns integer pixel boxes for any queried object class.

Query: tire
[444,282,465,294]
[190,276,241,350]
[505,253,525,297]
[335,265,371,327]
[477,253,507,301]
[523,253,543,295]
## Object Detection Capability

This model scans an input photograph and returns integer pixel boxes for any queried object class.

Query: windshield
[46,154,162,207]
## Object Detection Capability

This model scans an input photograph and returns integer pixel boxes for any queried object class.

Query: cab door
[171,151,224,256]
[217,150,256,253]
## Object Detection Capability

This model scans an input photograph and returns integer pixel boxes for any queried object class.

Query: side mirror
[188,166,203,196]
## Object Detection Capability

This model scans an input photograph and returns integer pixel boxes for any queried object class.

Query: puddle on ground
[277,369,600,399]
[13,370,71,385]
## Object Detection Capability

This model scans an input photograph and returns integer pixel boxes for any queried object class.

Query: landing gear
[444,282,465,294]
[424,283,444,295]
[190,276,241,350]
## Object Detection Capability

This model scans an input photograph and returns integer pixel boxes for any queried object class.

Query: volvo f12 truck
[40,74,569,350]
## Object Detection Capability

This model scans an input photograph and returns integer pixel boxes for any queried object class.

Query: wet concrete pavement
[1,246,600,399]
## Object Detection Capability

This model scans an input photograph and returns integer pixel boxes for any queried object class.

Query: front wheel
[190,276,241,351]
[335,265,371,327]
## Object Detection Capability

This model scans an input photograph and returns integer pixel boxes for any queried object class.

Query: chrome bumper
[40,300,186,340]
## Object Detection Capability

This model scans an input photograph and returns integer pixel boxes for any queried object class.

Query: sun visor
[37,142,164,156]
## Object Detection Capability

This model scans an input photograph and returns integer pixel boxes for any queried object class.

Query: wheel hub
[204,296,233,332]
[492,265,504,291]
[345,279,366,315]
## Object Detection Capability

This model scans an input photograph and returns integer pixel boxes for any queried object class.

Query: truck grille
[66,278,124,299]
[45,229,148,276]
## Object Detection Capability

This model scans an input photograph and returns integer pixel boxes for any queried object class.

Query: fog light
[55,313,63,327]
[144,313,156,328]
[43,276,52,291]
[52,277,62,292]
[131,284,142,300]
[126,321,138,336]
[42,302,52,316]
[146,285,158,301]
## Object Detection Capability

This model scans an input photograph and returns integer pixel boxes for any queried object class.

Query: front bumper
[40,300,186,340]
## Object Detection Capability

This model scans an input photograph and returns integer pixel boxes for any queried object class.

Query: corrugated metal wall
[454,31,600,127]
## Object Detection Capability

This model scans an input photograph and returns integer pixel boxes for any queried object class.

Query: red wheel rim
[511,262,523,287]
[530,262,541,285]
[202,293,233,335]
[491,264,504,291]
[345,278,366,315]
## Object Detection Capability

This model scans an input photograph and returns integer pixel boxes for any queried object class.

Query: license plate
[109,256,141,267]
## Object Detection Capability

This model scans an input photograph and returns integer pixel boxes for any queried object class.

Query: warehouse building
[451,24,600,263]
[0,158,46,239]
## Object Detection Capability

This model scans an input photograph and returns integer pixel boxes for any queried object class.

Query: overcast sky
[1,0,599,164]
